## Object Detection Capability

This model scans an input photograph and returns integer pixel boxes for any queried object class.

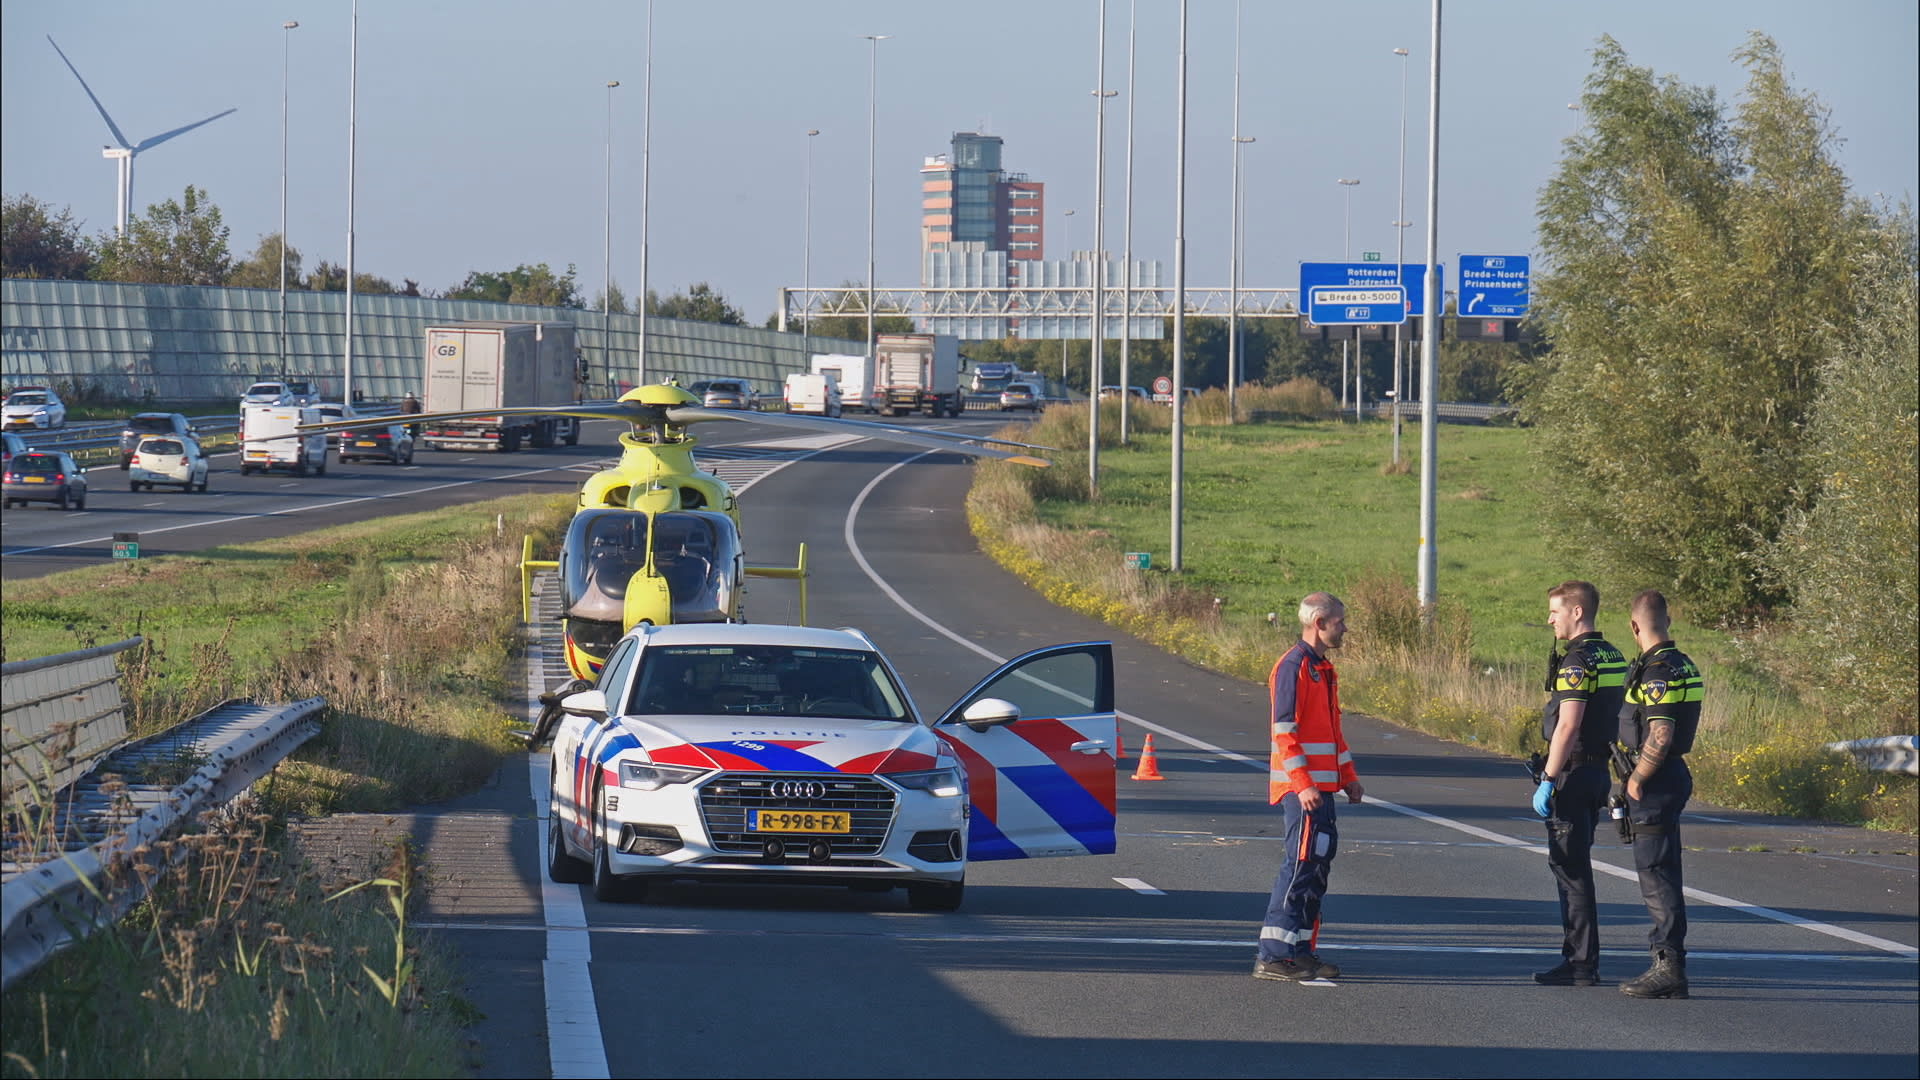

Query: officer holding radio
[1530,581,1628,987]
[1615,588,1702,999]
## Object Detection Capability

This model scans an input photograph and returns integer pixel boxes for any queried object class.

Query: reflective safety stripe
[1273,722,1298,734]
[1300,742,1337,754]
[1308,769,1339,783]
[1282,756,1309,771]
[1261,925,1311,943]
[1336,750,1353,765]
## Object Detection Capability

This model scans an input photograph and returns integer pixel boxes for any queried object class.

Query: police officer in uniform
[1616,588,1701,999]
[1530,580,1628,986]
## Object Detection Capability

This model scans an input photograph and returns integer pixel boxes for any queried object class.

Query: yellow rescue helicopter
[302,383,1051,684]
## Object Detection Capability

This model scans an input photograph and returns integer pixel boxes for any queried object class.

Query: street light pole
[279,19,298,378]
[804,128,820,363]
[1118,0,1138,444]
[1089,0,1113,498]
[605,79,620,385]
[1337,177,1359,415]
[1171,0,1188,571]
[863,34,891,366]
[637,0,655,387]
[1418,0,1443,613]
[1227,0,1244,420]
[343,0,357,404]
[1392,46,1410,463]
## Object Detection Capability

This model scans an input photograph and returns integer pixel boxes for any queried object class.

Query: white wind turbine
[47,35,238,235]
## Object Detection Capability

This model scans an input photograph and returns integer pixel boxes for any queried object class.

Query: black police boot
[1620,949,1688,999]
[1532,960,1599,986]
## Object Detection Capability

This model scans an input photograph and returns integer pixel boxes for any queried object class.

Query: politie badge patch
[1643,680,1668,703]
[1556,665,1586,690]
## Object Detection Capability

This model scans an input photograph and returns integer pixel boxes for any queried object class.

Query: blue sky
[5,1,1915,325]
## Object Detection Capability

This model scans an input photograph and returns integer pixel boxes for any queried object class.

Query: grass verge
[1,491,576,1076]
[969,388,1915,833]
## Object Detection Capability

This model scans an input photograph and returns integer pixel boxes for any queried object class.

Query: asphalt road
[12,414,1914,1076]
[455,427,1917,1079]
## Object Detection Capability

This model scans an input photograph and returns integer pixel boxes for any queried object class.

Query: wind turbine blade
[46,36,132,149]
[135,107,238,152]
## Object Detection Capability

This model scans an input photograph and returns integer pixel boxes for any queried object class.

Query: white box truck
[872,333,967,418]
[422,321,584,452]
[240,404,328,477]
[809,353,872,413]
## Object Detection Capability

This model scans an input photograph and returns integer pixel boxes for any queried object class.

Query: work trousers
[1546,761,1609,969]
[1258,791,1339,962]
[1630,761,1692,957]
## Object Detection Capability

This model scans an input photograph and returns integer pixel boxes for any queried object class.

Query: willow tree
[1524,33,1890,622]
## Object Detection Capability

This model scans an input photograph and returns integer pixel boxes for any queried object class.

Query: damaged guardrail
[2,642,325,990]
[1825,735,1920,776]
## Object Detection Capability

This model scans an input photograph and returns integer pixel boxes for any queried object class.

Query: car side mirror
[957,697,1020,733]
[560,689,608,722]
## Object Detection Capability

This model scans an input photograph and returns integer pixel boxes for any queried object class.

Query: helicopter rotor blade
[664,406,1055,463]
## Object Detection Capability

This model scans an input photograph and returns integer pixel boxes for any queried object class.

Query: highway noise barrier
[1131,734,1166,781]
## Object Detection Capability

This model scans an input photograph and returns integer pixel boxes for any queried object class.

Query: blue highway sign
[1457,254,1530,318]
[1299,262,1442,324]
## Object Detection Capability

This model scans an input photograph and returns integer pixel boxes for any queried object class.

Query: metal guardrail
[2,638,144,803]
[1826,736,1919,775]
[1,696,325,990]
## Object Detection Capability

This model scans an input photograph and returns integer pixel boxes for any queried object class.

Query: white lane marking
[526,652,610,1078]
[3,462,582,556]
[1299,978,1338,987]
[411,922,1917,966]
[841,456,1920,960]
[1114,877,1166,895]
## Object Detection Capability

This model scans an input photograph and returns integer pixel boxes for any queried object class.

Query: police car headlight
[890,767,965,798]
[619,762,708,791]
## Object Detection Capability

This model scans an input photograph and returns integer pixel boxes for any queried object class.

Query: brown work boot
[1620,949,1689,999]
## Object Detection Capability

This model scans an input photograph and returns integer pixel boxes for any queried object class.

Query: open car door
[933,642,1117,861]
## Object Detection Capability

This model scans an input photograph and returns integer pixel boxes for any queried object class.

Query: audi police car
[545,622,1117,910]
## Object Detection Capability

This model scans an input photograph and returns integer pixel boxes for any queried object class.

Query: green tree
[802,284,915,344]
[1521,33,1887,621]
[226,232,302,290]
[589,281,631,315]
[647,282,747,325]
[444,262,581,307]
[92,184,231,285]
[2,193,94,279]
[1760,226,1919,724]
[306,260,399,295]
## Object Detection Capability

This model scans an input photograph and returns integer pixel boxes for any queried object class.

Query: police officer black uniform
[1532,581,1628,987]
[1615,588,1702,999]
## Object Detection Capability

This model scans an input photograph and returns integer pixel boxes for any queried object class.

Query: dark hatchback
[337,424,416,465]
[119,413,197,468]
[4,450,88,510]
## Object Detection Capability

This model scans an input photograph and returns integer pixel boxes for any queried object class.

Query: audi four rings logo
[770,781,826,800]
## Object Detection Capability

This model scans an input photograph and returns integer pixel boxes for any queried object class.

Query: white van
[240,404,328,477]
[784,372,843,417]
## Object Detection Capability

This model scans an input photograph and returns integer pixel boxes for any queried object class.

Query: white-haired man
[1253,592,1364,982]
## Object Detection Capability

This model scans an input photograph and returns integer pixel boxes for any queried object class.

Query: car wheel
[198,477,209,493]
[589,782,642,903]
[130,482,140,493]
[906,879,964,912]
[315,461,327,476]
[57,490,70,511]
[547,788,593,885]
[73,492,85,511]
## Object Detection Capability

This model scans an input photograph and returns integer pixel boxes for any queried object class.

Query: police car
[544,622,1117,910]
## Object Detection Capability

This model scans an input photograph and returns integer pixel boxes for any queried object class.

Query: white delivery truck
[239,404,328,477]
[783,372,843,416]
[872,333,967,418]
[809,353,872,413]
[422,321,584,452]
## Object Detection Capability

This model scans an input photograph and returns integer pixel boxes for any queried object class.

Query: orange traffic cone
[1131,734,1166,781]
[1115,729,1129,760]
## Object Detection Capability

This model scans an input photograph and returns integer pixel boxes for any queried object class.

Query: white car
[3,388,67,430]
[128,435,210,492]
[545,623,1117,909]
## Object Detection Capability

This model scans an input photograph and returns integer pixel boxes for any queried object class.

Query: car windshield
[139,439,185,455]
[10,454,61,473]
[626,643,912,721]
[707,382,746,394]
[247,384,283,395]
[7,393,49,406]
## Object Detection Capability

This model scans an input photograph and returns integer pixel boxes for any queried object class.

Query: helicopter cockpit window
[563,510,651,624]
[651,511,741,624]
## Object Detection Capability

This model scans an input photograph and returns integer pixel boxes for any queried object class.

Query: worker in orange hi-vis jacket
[1252,592,1364,984]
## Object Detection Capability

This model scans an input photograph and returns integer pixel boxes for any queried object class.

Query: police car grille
[698,772,896,856]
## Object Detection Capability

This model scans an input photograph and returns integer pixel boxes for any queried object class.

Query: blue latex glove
[1532,779,1556,819]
